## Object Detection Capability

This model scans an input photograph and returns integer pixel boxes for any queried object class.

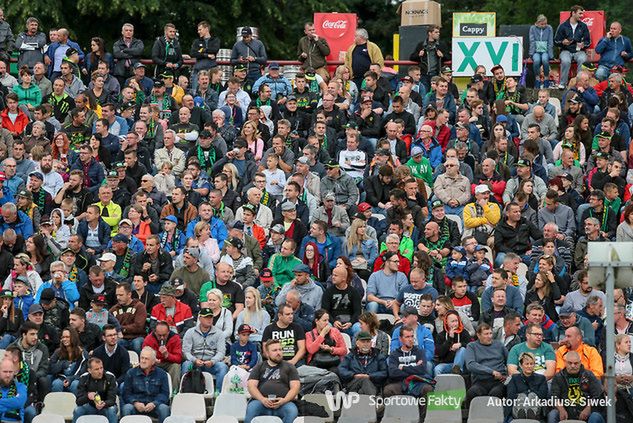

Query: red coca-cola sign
[314,12,358,59]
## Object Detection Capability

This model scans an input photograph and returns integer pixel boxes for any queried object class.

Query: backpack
[181,367,207,394]
[512,391,541,419]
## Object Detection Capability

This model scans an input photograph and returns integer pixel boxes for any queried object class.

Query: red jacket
[372,252,411,275]
[150,300,194,336]
[1,108,30,136]
[143,330,183,364]
[424,120,451,153]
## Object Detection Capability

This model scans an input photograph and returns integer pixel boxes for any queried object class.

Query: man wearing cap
[79,266,118,310]
[365,165,396,214]
[0,203,33,240]
[145,78,178,121]
[592,115,627,162]
[339,330,388,395]
[463,184,501,243]
[231,26,267,86]
[110,282,147,354]
[126,63,154,98]
[35,261,78,311]
[405,145,433,188]
[311,192,350,238]
[273,181,309,228]
[390,304,435,365]
[220,236,257,288]
[181,306,228,393]
[151,23,182,77]
[150,284,193,337]
[579,190,617,240]
[184,128,220,177]
[253,62,292,103]
[104,170,131,209]
[26,170,53,215]
[109,232,137,284]
[134,234,174,294]
[275,263,323,311]
[320,160,359,212]
[503,158,547,204]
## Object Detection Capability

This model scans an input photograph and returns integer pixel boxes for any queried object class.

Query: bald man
[521,104,558,146]
[554,326,603,379]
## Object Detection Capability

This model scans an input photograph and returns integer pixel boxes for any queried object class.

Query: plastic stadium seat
[292,418,330,423]
[42,392,77,420]
[445,214,463,234]
[207,417,239,423]
[338,394,377,423]
[32,414,65,423]
[171,393,207,421]
[512,420,540,423]
[301,393,335,422]
[180,371,215,399]
[251,417,283,423]
[212,393,247,421]
[383,395,419,423]
[120,416,153,423]
[559,420,587,423]
[77,416,108,423]
[164,417,196,423]
[467,396,504,423]
[341,332,352,349]
[376,314,396,324]
[128,350,140,366]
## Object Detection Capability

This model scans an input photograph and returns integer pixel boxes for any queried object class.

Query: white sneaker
[557,84,566,90]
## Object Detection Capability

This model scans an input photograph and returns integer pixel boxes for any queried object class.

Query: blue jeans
[366,302,392,314]
[595,65,612,82]
[547,409,604,423]
[495,252,530,267]
[181,360,228,393]
[244,399,298,423]
[576,203,591,227]
[532,53,551,87]
[24,406,37,423]
[146,282,164,296]
[443,205,464,221]
[51,378,79,394]
[122,403,170,423]
[118,337,145,354]
[559,50,587,86]
[0,333,15,349]
[433,347,466,376]
[73,403,118,423]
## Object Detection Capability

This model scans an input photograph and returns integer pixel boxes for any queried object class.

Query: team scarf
[160,229,182,252]
[68,265,79,285]
[0,379,20,420]
[260,190,271,207]
[213,202,225,219]
[33,189,46,211]
[118,248,133,279]
[197,146,216,172]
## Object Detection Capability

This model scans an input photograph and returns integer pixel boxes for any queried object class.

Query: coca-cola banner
[314,13,358,64]
[558,10,605,49]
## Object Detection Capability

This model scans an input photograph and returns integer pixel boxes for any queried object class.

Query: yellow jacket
[463,202,501,229]
[555,343,604,379]
[345,41,384,79]
[168,85,186,106]
[93,201,122,236]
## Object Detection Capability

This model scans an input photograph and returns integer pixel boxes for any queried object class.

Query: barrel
[236,27,259,42]
[217,48,232,84]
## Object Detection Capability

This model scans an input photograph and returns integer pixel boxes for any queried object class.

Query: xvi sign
[451,37,524,76]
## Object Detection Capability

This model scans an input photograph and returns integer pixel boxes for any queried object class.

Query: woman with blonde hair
[241,121,264,163]
[234,287,270,343]
[3,253,43,293]
[344,218,378,280]
[222,163,241,192]
[333,65,358,104]
[205,288,234,348]
[195,220,220,264]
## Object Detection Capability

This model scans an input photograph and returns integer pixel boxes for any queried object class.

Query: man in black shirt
[262,303,306,366]
[322,266,362,337]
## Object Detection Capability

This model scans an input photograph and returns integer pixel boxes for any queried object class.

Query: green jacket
[380,236,414,262]
[405,157,433,187]
[12,84,42,108]
[268,253,302,288]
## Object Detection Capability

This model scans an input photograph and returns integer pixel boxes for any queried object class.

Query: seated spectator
[0,359,27,423]
[339,330,388,395]
[121,347,170,423]
[150,284,194,337]
[524,270,562,322]
[464,323,508,407]
[366,251,408,318]
[576,296,605,347]
[563,271,606,312]
[0,290,25,348]
[450,276,480,322]
[142,320,182,389]
[508,322,556,381]
[480,288,513,337]
[69,307,102,352]
[181,307,228,395]
[305,309,348,371]
[219,237,257,288]
[555,304,598,347]
[373,233,412,275]
[505,351,548,421]
[322,265,362,337]
[234,287,270,344]
[110,282,147,354]
[434,310,471,376]
[433,157,470,217]
[494,202,543,266]
[465,245,492,292]
[73,357,118,423]
[244,339,300,423]
[390,306,435,373]
[482,268,524,314]
[201,289,233,348]
[354,311,391,357]
[92,324,130,386]
[555,326,604,379]
[549,351,605,423]
[230,324,259,373]
[49,327,89,394]
[343,218,378,281]
[463,184,500,244]
[12,321,50,402]
[262,303,306,366]
[268,239,302,289]
[519,302,558,343]
[395,267,438,314]
[275,263,323,312]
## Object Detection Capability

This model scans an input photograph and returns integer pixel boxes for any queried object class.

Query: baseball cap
[65,47,78,57]
[230,221,245,231]
[357,331,372,341]
[568,97,581,104]
[455,122,468,130]
[121,101,136,111]
[471,74,484,83]
[516,158,531,167]
[596,131,612,139]
[595,152,610,160]
[60,248,76,256]
[242,203,256,215]
[324,192,336,201]
[582,63,597,72]
[400,76,413,83]
[162,215,178,224]
[28,304,44,315]
[402,306,419,317]
[0,289,12,298]
[107,170,118,179]
[495,115,508,123]
[238,324,255,334]
[171,278,185,290]
[325,159,340,169]
[119,219,132,227]
[411,146,423,157]
[491,64,504,73]
[296,156,309,165]
[361,96,373,103]
[452,246,466,255]
[160,70,175,79]
[133,62,146,69]
[558,304,575,317]
[344,121,358,129]
[474,184,490,194]
[159,285,177,297]
[241,26,253,36]
[153,79,165,88]
[112,234,130,243]
[184,247,200,259]
[234,63,247,71]
[40,288,55,304]
[561,173,574,182]
[375,148,391,156]
[268,62,280,70]
[225,237,244,250]
[293,263,311,274]
[281,201,296,212]
[97,252,116,262]
[357,202,371,212]
[441,66,452,74]
[286,95,297,102]
[431,199,444,209]
[199,130,212,138]
[270,224,285,234]
[29,171,44,180]
[474,245,485,252]
[91,294,107,305]
[260,268,273,282]
[199,308,214,317]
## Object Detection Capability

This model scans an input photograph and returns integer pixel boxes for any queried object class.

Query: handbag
[309,331,341,368]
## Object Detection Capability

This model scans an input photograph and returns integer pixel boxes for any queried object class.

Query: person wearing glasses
[508,322,556,380]
[433,157,470,218]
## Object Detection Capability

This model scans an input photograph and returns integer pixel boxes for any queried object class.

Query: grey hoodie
[13,337,49,378]
[182,322,225,363]
[275,279,323,311]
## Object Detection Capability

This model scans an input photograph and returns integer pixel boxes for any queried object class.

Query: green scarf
[197,146,216,173]
[118,248,132,279]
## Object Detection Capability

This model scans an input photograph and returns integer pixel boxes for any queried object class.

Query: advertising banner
[452,12,496,37]
[314,13,358,63]
[558,10,605,49]
[452,37,523,76]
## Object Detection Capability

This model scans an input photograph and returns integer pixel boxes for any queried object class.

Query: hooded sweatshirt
[12,338,49,378]
[182,322,226,363]
[275,278,323,311]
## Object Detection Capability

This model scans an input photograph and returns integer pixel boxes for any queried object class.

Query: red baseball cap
[357,203,371,212]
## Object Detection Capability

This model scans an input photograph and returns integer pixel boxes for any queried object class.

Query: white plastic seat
[129,350,140,366]
[549,97,562,116]
[301,393,335,422]
[512,420,541,423]
[164,416,196,423]
[292,418,330,423]
[467,396,504,422]
[212,393,247,421]
[376,313,396,324]
[207,417,239,423]
[425,409,462,423]
[559,420,587,423]
[338,394,377,422]
[77,416,108,423]
[434,374,466,393]
[171,393,207,421]
[251,417,283,423]
[32,414,65,423]
[42,392,77,420]
[120,416,153,423]
[341,332,352,349]
[383,395,419,423]
[516,262,528,280]
[180,371,215,398]
[445,213,463,234]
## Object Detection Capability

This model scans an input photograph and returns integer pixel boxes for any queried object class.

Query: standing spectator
[464,323,508,406]
[409,26,445,92]
[113,23,144,85]
[554,5,591,89]
[121,347,171,423]
[190,21,220,93]
[14,17,46,71]
[345,28,384,89]
[73,357,118,423]
[595,22,632,81]
[152,23,182,78]
[244,339,300,423]
[45,28,84,80]
[297,23,331,81]
[529,15,554,89]
[231,27,267,87]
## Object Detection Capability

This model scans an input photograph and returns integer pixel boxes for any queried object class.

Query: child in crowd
[257,268,279,319]
[262,154,286,201]
[230,324,258,371]
[154,162,176,197]
[12,278,34,320]
[449,277,480,323]
[159,215,186,257]
[86,294,121,331]
[445,246,468,282]
[465,245,492,294]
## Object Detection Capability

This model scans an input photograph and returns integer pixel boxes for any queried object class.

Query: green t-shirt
[508,342,556,375]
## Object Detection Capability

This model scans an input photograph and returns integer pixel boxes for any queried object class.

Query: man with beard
[54,169,94,217]
[26,171,53,216]
[134,235,173,295]
[428,200,461,247]
[69,145,105,194]
[186,129,219,177]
